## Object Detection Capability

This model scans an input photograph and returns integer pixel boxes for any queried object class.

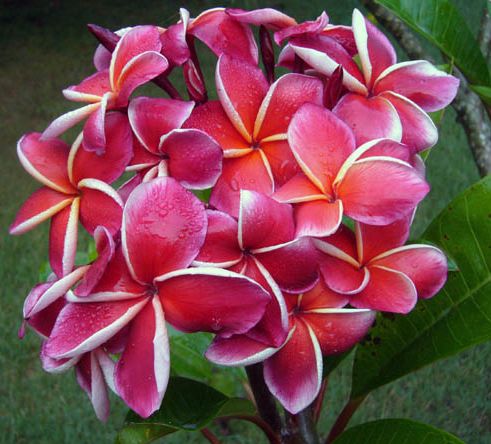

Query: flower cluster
[11,7,457,419]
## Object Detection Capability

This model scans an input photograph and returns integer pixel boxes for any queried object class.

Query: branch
[201,428,222,444]
[222,415,281,444]
[361,0,491,177]
[283,406,320,444]
[313,379,328,424]
[479,5,491,62]
[245,364,283,435]
[325,396,366,444]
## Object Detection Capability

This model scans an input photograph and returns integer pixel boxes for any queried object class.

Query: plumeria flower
[184,54,324,216]
[273,103,429,237]
[194,190,319,347]
[10,113,131,277]
[206,279,375,413]
[42,26,168,152]
[290,9,459,151]
[43,178,271,418]
[127,97,223,188]
[314,217,448,313]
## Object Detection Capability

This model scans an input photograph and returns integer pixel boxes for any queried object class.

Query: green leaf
[375,0,490,85]
[323,350,351,377]
[351,175,491,398]
[116,377,255,444]
[192,188,211,203]
[332,419,464,444]
[470,84,491,105]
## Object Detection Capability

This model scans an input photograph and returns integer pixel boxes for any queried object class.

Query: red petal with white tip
[64,71,111,102]
[274,12,328,44]
[78,179,123,235]
[42,103,101,140]
[209,151,274,218]
[17,133,74,193]
[352,265,417,313]
[226,8,296,31]
[333,93,402,146]
[374,60,460,112]
[371,245,447,299]
[45,297,148,358]
[82,93,109,154]
[194,210,242,267]
[295,200,343,238]
[264,320,322,414]
[299,279,349,310]
[261,140,300,187]
[115,295,170,418]
[216,54,268,140]
[156,267,270,337]
[10,187,74,235]
[273,173,325,203]
[161,129,223,189]
[122,177,207,284]
[319,255,368,295]
[239,190,295,249]
[49,198,79,278]
[128,97,194,153]
[288,103,355,195]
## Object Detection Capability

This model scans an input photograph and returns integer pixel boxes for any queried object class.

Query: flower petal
[78,178,124,235]
[264,320,322,414]
[335,157,429,225]
[302,309,375,355]
[115,295,170,418]
[17,133,74,193]
[189,8,258,65]
[63,70,111,102]
[128,97,195,153]
[9,187,74,235]
[371,245,447,299]
[288,103,355,194]
[318,254,369,295]
[122,178,206,284]
[239,190,295,249]
[295,200,343,238]
[274,12,329,44]
[216,54,268,141]
[352,8,396,88]
[194,210,242,267]
[352,265,417,313]
[260,140,300,187]
[374,60,460,112]
[380,91,438,152]
[45,297,148,358]
[70,112,133,184]
[254,73,323,140]
[226,8,297,31]
[209,151,274,218]
[160,129,223,189]
[42,103,101,140]
[81,93,109,154]
[333,93,402,146]
[273,173,327,203]
[49,198,80,278]
[155,267,270,337]
[299,279,349,310]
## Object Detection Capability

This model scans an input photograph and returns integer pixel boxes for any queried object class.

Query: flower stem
[282,406,319,444]
[201,427,222,444]
[222,415,281,444]
[313,379,328,424]
[245,363,283,434]
[325,396,366,444]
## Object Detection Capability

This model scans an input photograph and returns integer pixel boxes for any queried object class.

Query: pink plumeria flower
[291,9,459,152]
[184,54,324,216]
[194,190,319,347]
[10,113,132,277]
[42,26,168,153]
[43,178,271,418]
[273,103,429,237]
[127,97,223,188]
[206,279,375,414]
[315,217,448,313]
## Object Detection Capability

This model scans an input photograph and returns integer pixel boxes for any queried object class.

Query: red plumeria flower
[43,178,271,418]
[194,190,319,347]
[315,218,448,313]
[127,97,223,188]
[10,113,131,277]
[42,26,168,152]
[291,9,459,151]
[206,279,375,413]
[273,103,429,237]
[184,54,324,216]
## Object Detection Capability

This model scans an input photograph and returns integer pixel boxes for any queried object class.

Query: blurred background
[0,0,489,442]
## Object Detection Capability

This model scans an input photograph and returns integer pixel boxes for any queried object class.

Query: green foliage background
[0,0,488,442]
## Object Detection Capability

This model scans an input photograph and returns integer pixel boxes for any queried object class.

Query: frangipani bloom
[315,218,448,313]
[184,54,324,216]
[194,190,319,346]
[43,178,271,418]
[206,280,375,413]
[43,26,168,152]
[273,103,429,237]
[291,9,459,151]
[127,97,223,188]
[10,112,132,277]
